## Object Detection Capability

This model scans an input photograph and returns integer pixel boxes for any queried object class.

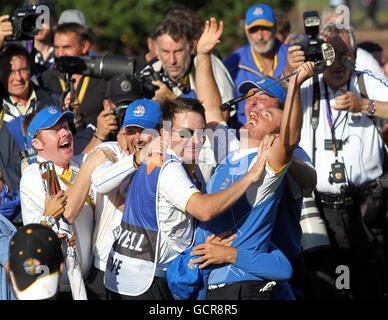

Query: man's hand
[43,190,67,219]
[246,140,271,184]
[151,80,177,103]
[58,231,77,249]
[190,231,237,269]
[116,128,130,155]
[138,135,168,163]
[284,45,305,76]
[0,15,12,46]
[95,109,118,141]
[84,147,118,172]
[295,61,315,86]
[196,17,223,56]
[332,89,366,113]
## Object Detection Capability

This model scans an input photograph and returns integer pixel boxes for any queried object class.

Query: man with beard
[223,3,289,129]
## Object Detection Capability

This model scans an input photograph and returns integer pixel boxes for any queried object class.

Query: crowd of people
[1,0,388,301]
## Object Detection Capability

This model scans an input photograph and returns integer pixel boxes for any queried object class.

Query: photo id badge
[331,162,346,183]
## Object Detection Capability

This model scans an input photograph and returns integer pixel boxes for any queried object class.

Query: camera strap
[311,75,320,166]
[59,75,90,105]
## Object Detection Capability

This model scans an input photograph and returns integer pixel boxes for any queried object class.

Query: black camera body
[55,55,159,98]
[6,8,41,41]
[300,11,325,63]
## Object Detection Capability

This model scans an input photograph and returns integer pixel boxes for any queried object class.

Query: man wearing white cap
[224,3,289,130]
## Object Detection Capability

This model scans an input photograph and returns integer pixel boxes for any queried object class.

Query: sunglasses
[172,128,207,140]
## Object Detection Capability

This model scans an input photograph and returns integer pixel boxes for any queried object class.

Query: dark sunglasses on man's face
[172,128,207,140]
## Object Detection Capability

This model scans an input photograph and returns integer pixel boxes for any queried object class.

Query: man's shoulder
[20,162,40,181]
[223,44,251,68]
[353,70,388,100]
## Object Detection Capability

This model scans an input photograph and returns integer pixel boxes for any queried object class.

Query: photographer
[145,17,234,117]
[73,74,146,155]
[0,1,57,82]
[288,22,388,300]
[40,22,107,129]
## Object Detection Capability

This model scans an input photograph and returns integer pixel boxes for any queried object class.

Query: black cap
[24,0,56,14]
[105,74,145,106]
[8,224,64,300]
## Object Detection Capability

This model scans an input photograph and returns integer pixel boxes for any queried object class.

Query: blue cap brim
[238,80,286,104]
[27,108,74,148]
[121,119,156,130]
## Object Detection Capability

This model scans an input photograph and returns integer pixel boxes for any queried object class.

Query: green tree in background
[0,0,294,58]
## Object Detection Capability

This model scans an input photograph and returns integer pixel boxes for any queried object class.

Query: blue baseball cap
[167,246,211,300]
[245,4,276,30]
[239,77,286,104]
[121,99,161,130]
[26,106,74,148]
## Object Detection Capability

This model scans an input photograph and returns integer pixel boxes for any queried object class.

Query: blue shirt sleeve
[234,243,293,281]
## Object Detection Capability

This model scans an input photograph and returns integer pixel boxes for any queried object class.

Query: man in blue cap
[224,3,289,130]
[20,106,116,299]
[86,98,163,300]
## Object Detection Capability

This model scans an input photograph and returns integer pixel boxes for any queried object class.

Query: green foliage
[0,0,294,57]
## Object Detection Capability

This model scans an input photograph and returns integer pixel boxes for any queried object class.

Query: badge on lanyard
[350,112,362,123]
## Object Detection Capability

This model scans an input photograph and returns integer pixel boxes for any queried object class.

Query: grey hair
[320,21,356,50]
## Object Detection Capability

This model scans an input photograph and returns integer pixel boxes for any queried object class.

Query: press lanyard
[251,44,278,77]
[60,75,90,105]
[323,81,349,158]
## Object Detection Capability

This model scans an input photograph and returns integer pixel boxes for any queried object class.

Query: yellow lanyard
[57,168,95,210]
[0,108,4,130]
[59,76,90,105]
[38,162,95,210]
[251,44,278,78]
[185,163,201,190]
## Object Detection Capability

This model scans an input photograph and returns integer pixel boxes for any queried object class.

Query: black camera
[112,104,128,128]
[54,54,160,98]
[300,11,325,63]
[5,8,41,41]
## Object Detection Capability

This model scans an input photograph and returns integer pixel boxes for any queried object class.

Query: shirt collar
[9,89,37,108]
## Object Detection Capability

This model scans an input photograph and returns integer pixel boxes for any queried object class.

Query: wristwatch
[366,100,376,116]
[40,216,56,228]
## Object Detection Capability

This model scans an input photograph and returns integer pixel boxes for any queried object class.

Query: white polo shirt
[20,154,95,279]
[299,71,388,194]
[90,142,137,271]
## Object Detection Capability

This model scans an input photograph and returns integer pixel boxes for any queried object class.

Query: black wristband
[133,152,141,167]
[93,134,106,142]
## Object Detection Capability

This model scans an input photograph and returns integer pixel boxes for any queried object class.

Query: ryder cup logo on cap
[121,98,161,130]
[8,224,64,300]
[26,106,74,148]
[245,4,276,30]
[133,105,146,117]
[239,77,286,104]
